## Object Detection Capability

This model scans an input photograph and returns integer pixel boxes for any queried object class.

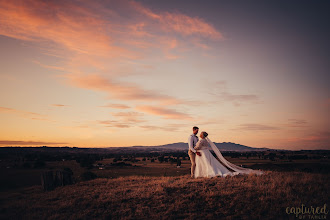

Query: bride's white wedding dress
[194,137,264,178]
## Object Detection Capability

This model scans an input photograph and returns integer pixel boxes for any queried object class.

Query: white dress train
[193,137,264,178]
[194,148,240,178]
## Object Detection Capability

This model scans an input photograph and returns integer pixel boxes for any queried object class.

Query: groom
[188,126,201,178]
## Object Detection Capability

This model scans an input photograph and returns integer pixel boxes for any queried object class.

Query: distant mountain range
[0,142,272,154]
[107,142,270,153]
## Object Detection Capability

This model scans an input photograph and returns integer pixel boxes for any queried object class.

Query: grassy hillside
[1,171,329,219]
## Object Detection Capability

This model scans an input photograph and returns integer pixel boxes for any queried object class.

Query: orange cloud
[51,104,70,107]
[97,120,131,128]
[139,125,182,132]
[96,111,146,128]
[63,73,184,105]
[99,104,131,109]
[136,105,193,120]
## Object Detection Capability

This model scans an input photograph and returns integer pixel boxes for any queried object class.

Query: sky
[0,0,329,150]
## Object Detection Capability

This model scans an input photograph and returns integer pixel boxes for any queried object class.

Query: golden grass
[0,171,329,220]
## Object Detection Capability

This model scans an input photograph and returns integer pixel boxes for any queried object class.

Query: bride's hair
[202,131,208,137]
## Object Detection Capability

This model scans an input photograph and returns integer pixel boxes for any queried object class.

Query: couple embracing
[188,126,264,178]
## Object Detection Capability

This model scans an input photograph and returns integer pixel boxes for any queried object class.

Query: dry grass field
[1,152,329,219]
[1,170,329,220]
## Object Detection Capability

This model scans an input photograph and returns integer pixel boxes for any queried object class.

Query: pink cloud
[0,0,138,58]
[0,0,222,59]
[0,0,222,120]
[131,1,223,40]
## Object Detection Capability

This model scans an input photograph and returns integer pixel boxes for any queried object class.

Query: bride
[194,131,264,178]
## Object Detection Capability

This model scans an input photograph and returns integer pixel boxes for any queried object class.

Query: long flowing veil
[205,137,264,176]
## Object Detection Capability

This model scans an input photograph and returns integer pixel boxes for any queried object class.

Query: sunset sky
[0,0,329,150]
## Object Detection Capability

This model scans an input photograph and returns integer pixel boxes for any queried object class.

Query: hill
[1,171,328,219]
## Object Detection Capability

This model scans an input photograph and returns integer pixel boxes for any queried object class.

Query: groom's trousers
[188,149,196,177]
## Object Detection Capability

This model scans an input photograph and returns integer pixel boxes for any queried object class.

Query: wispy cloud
[131,0,223,40]
[51,104,70,107]
[286,119,308,128]
[139,124,186,132]
[32,60,67,71]
[0,106,54,121]
[110,111,146,123]
[286,131,330,149]
[63,73,184,105]
[99,104,131,109]
[97,120,131,128]
[233,119,308,131]
[233,123,280,131]
[136,105,193,120]
[208,80,262,106]
[96,111,146,128]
